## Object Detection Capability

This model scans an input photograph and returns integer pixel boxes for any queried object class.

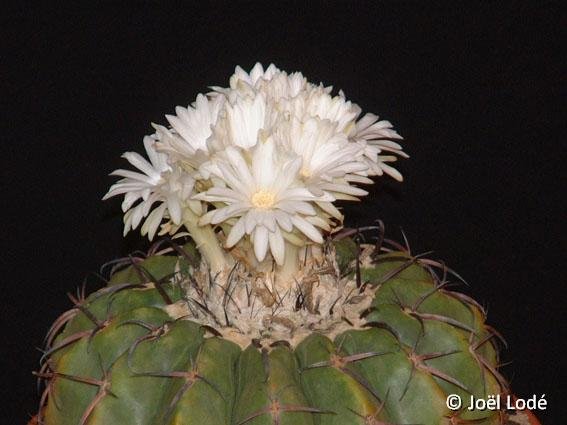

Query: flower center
[300,167,312,178]
[251,189,276,209]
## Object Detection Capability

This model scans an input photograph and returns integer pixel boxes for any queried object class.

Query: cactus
[34,64,511,424]
[36,233,508,425]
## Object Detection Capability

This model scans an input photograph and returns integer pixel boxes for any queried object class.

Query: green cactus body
[37,239,508,425]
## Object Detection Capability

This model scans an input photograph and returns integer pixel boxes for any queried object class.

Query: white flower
[224,93,269,149]
[256,70,307,101]
[229,63,280,90]
[351,112,408,181]
[200,92,274,180]
[155,93,224,168]
[212,63,308,105]
[277,117,368,199]
[105,62,407,264]
[304,88,361,134]
[194,139,333,265]
[210,63,280,101]
[103,136,195,240]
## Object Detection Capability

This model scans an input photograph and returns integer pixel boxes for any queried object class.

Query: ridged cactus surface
[37,239,508,425]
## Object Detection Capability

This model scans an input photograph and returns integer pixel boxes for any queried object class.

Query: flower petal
[226,217,246,248]
[291,216,323,244]
[269,227,285,265]
[253,226,269,262]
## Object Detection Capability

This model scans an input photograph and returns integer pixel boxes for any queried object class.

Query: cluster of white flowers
[104,63,406,266]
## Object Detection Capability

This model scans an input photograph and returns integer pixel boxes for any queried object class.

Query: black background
[3,1,563,423]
